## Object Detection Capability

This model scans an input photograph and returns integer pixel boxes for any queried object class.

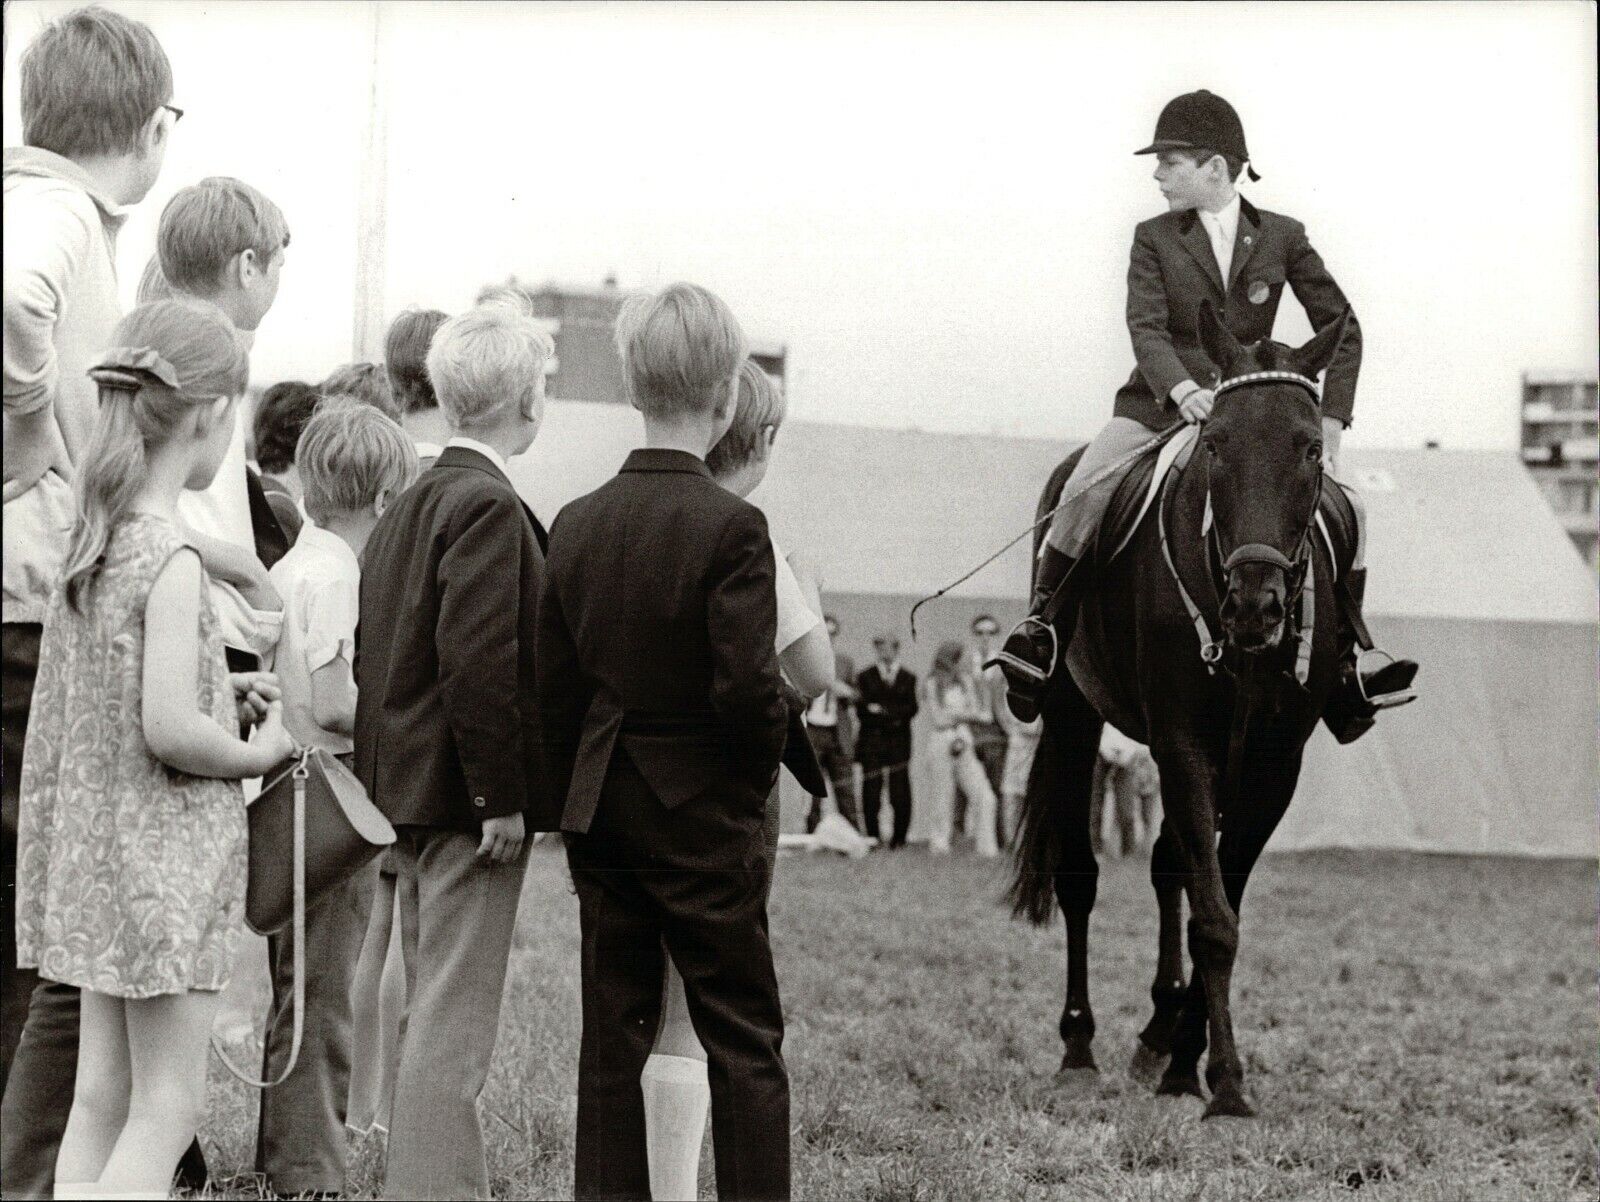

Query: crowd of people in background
[0,8,1160,1200]
[801,613,1156,859]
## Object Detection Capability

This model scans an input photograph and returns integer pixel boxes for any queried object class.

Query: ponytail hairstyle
[62,299,248,612]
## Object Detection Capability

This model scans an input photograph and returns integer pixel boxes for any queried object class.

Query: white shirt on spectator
[267,521,360,754]
[769,533,820,656]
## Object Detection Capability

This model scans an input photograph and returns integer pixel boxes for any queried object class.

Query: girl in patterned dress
[14,299,296,1199]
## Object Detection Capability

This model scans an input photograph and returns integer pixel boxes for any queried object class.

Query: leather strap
[1335,572,1376,652]
[1159,467,1223,671]
[211,753,307,1089]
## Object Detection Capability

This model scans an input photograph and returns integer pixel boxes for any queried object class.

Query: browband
[1214,370,1321,403]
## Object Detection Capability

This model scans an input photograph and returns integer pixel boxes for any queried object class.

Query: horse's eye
[1307,442,1323,463]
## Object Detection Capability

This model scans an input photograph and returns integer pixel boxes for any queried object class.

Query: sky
[5,1,1596,450]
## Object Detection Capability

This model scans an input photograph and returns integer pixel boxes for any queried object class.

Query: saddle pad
[1316,478,1359,580]
[1099,425,1200,565]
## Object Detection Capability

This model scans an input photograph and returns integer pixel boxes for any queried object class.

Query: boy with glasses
[2,8,189,1194]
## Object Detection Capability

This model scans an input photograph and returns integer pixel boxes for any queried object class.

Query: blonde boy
[255,402,417,1195]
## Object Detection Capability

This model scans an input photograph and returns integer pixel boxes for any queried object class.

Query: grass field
[201,843,1596,1200]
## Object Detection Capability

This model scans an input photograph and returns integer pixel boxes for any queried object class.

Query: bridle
[1204,370,1324,618]
[1159,368,1326,680]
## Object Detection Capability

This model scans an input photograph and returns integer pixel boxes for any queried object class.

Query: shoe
[987,545,1077,723]
[1323,568,1419,744]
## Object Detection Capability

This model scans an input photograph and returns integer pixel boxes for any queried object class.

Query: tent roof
[512,400,1598,625]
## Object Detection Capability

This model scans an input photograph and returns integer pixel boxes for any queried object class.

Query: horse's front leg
[1150,742,1252,1118]
[1131,819,1187,1084]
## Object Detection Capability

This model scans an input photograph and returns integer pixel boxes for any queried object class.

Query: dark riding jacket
[1114,196,1362,429]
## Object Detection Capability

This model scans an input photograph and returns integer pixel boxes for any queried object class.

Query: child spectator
[2,9,181,1193]
[146,174,293,627]
[320,361,400,423]
[14,299,295,1198]
[538,282,792,1201]
[250,380,323,540]
[384,307,450,467]
[640,360,833,1199]
[254,401,417,1196]
[353,306,557,1199]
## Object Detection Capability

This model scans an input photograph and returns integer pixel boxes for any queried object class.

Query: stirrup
[985,617,1059,685]
[1356,649,1416,710]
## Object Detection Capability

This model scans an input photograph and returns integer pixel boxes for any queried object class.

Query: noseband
[1206,370,1323,590]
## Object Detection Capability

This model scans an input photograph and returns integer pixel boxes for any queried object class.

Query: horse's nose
[1221,586,1286,646]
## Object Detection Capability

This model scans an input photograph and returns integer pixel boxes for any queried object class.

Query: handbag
[210,747,396,1088]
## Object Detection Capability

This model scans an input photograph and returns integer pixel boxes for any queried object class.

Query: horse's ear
[1196,301,1244,374]
[1293,307,1352,380]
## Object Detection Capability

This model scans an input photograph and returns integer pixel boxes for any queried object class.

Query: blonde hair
[427,307,553,430]
[62,300,249,612]
[297,400,419,524]
[706,361,786,478]
[614,282,746,420]
[158,177,290,295]
[21,5,172,158]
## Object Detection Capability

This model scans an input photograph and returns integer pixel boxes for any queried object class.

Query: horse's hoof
[1202,1089,1256,1120]
[1129,1040,1168,1086]
[1155,1069,1205,1101]
[1053,1065,1099,1095]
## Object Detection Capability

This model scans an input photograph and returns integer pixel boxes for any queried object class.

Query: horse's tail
[1005,688,1081,925]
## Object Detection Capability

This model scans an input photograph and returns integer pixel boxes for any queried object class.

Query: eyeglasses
[973,626,998,637]
[160,103,184,124]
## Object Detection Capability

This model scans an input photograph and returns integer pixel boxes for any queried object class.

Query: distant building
[480,276,786,405]
[1519,372,1598,569]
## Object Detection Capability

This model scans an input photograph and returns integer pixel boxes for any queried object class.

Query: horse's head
[1195,301,1351,654]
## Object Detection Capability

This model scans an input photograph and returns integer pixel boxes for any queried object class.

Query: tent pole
[352,2,388,362]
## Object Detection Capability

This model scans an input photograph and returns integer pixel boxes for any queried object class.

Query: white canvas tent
[514,401,1596,858]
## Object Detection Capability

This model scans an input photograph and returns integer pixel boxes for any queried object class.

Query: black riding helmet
[1135,89,1261,182]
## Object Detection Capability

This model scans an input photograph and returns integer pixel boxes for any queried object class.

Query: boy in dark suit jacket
[354,306,558,1200]
[537,283,791,1201]
[993,90,1415,740]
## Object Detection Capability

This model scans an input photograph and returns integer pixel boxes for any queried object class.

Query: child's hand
[477,813,526,864]
[1178,388,1216,424]
[229,671,281,727]
[250,701,298,775]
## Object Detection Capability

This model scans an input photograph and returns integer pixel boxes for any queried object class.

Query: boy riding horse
[992,89,1417,739]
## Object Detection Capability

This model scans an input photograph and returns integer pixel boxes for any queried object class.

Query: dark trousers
[254,862,375,1195]
[1,623,206,1200]
[859,759,912,848]
[566,755,789,1201]
[803,723,860,833]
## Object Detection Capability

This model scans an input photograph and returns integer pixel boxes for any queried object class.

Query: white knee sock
[641,1052,709,1201]
[52,1184,102,1200]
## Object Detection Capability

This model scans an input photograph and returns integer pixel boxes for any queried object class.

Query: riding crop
[909,423,1185,640]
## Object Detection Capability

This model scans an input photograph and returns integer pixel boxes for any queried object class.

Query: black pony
[1008,302,1353,1119]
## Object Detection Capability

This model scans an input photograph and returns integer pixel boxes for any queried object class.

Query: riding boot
[1323,567,1419,744]
[987,543,1079,724]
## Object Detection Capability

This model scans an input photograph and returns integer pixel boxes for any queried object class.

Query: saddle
[1068,424,1360,579]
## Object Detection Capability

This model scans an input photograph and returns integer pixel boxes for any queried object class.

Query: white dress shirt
[1197,192,1242,286]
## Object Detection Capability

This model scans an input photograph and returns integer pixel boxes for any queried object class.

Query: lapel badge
[1248,280,1270,305]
